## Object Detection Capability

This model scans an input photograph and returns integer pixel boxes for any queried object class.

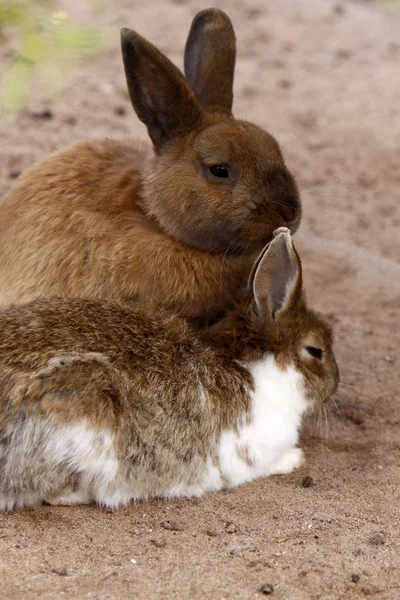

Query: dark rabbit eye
[209,165,229,178]
[306,346,323,360]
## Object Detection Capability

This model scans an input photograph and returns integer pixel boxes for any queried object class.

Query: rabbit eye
[209,165,229,178]
[306,346,323,360]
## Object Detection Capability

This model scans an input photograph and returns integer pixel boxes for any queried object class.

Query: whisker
[315,406,328,457]
[338,381,356,389]
[323,404,330,441]
[331,396,343,416]
[340,366,370,375]
[325,399,352,453]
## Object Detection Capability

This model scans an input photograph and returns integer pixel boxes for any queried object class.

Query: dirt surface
[0,0,399,599]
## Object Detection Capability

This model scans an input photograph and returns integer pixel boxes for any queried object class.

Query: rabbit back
[0,299,247,510]
[0,348,307,511]
[0,137,254,320]
[0,353,306,511]
[0,298,309,511]
[0,139,149,306]
[0,9,301,322]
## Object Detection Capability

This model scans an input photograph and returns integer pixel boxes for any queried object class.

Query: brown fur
[0,230,338,510]
[184,8,236,113]
[0,299,251,434]
[0,9,300,321]
[200,229,339,404]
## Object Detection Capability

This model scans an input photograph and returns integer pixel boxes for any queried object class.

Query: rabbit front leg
[45,488,92,507]
[269,447,305,475]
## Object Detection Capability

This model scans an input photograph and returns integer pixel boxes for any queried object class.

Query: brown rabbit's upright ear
[121,28,203,152]
[184,8,236,113]
[250,228,303,320]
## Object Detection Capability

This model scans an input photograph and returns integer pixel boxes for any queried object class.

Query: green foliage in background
[0,0,106,119]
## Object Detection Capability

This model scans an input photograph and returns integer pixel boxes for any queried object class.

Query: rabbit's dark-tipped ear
[121,28,203,151]
[184,8,236,113]
[250,228,303,320]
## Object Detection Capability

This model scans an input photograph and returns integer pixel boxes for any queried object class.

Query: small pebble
[333,4,345,15]
[383,356,395,364]
[161,520,184,532]
[130,558,137,565]
[205,528,218,537]
[150,537,167,548]
[388,42,400,55]
[226,523,237,534]
[114,105,127,117]
[30,109,53,120]
[302,475,314,488]
[102,569,118,580]
[282,41,296,52]
[336,49,352,60]
[52,567,68,576]
[368,532,385,546]
[246,8,263,20]
[351,574,360,583]
[241,85,257,98]
[260,582,274,595]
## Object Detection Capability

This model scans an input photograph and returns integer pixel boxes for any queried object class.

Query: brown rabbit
[0,9,300,321]
[0,229,338,512]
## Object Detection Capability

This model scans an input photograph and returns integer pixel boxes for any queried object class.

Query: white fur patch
[45,421,117,480]
[269,447,305,475]
[217,355,308,488]
[45,489,92,507]
[161,355,308,499]
[0,419,119,512]
[44,420,119,504]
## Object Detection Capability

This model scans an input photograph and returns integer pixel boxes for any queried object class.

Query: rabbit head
[121,8,301,254]
[249,228,339,405]
[204,228,339,406]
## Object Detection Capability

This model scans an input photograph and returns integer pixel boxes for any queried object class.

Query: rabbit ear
[184,8,236,113]
[121,28,203,152]
[251,228,303,320]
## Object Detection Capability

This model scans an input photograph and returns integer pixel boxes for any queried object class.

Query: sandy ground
[0,0,399,598]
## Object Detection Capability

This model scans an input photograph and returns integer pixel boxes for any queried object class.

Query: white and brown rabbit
[0,9,300,321]
[0,229,338,512]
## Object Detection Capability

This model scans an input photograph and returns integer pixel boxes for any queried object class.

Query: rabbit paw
[45,489,92,507]
[270,447,305,475]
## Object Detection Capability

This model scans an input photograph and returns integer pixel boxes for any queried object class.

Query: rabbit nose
[272,195,301,232]
[287,212,301,234]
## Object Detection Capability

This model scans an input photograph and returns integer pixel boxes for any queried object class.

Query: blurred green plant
[0,0,106,119]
